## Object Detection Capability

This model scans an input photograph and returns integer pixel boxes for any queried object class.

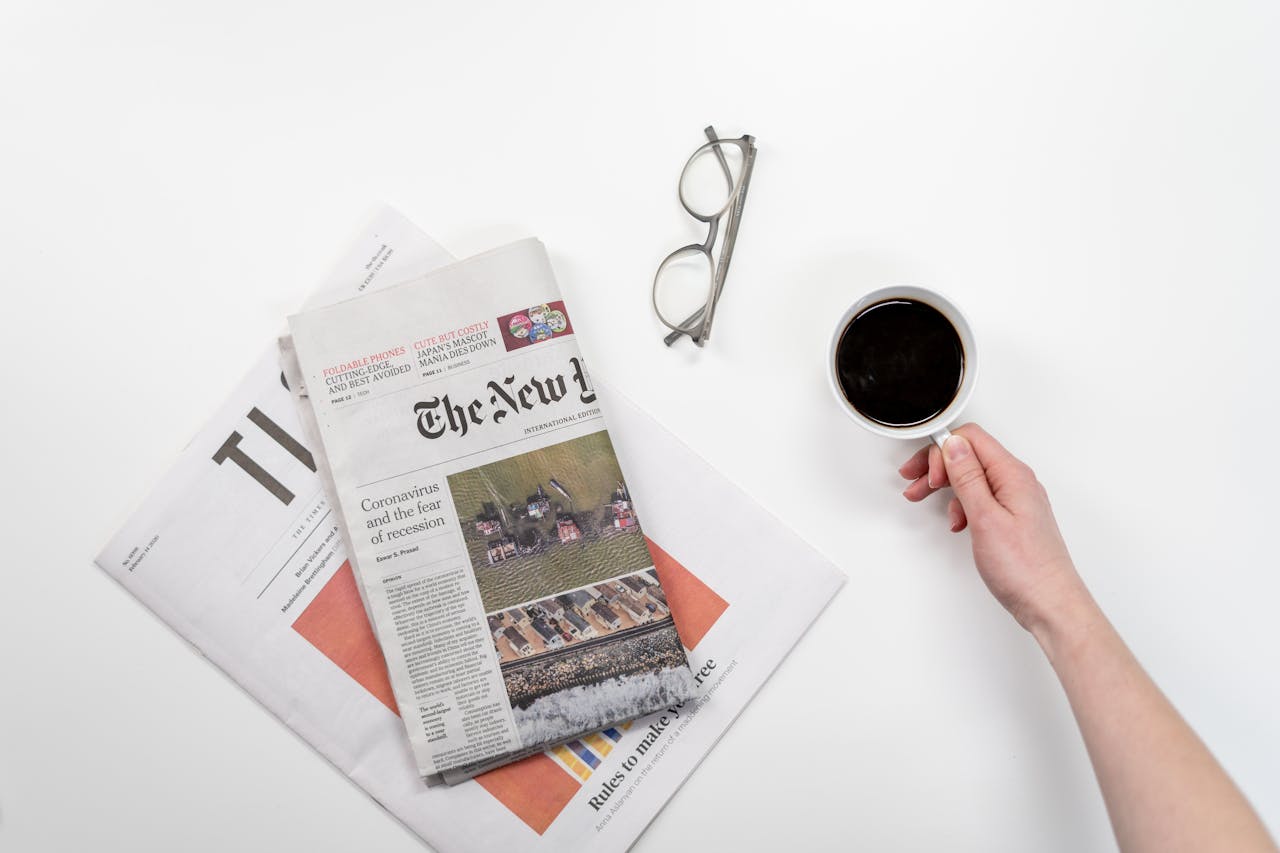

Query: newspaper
[95,206,845,852]
[285,239,697,781]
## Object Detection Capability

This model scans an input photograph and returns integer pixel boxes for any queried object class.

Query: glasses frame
[653,126,757,347]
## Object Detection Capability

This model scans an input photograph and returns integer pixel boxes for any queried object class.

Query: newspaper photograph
[286,239,696,779]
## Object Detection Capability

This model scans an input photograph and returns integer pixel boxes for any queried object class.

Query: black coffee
[835,298,964,427]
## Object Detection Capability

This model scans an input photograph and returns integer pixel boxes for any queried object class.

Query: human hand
[898,423,1087,633]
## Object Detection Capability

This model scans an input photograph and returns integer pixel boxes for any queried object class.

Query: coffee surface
[835,299,963,427]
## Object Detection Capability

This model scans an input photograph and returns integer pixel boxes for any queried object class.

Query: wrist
[1024,570,1106,664]
[1018,568,1100,653]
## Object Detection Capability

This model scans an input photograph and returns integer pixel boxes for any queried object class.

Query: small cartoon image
[497,300,574,351]
[508,314,532,338]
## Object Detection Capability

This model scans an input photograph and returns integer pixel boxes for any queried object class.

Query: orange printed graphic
[473,753,582,835]
[644,537,729,649]
[291,561,398,714]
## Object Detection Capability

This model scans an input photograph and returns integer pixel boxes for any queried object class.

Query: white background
[2,1,1277,850]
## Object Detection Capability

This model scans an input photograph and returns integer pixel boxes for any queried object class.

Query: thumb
[942,435,997,517]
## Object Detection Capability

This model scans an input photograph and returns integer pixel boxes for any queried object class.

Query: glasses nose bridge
[699,216,720,252]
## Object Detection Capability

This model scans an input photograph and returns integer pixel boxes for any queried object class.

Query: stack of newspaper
[96,208,845,851]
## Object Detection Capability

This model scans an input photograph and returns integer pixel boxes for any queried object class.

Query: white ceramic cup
[827,285,978,449]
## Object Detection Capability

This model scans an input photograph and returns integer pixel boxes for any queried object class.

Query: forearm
[905,428,1275,850]
[1033,588,1275,853]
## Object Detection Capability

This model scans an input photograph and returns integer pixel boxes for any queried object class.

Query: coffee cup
[827,285,978,448]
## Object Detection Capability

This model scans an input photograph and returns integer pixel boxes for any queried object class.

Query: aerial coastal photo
[446,430,652,613]
[485,568,695,746]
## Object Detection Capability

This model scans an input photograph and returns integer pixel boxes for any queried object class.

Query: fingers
[940,433,999,517]
[897,446,930,481]
[898,444,949,490]
[902,424,1009,479]
[900,445,944,501]
[951,423,1017,471]
[901,475,937,502]
[899,424,1003,519]
[950,422,1038,498]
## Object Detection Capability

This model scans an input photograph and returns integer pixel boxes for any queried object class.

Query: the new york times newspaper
[286,239,696,782]
[97,207,845,850]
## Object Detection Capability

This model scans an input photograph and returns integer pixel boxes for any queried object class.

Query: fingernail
[948,504,962,531]
[944,435,970,462]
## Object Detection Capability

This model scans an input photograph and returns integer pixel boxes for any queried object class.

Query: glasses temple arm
[663,307,704,346]
[703,125,735,190]
[699,141,756,342]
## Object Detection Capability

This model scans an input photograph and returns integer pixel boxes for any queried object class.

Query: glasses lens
[654,247,713,333]
[679,140,744,220]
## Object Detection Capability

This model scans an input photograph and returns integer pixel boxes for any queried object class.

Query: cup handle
[930,427,952,450]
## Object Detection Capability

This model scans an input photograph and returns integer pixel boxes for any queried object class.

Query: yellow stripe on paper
[551,744,592,781]
[583,732,614,756]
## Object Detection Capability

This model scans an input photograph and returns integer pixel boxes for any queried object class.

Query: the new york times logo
[413,356,596,439]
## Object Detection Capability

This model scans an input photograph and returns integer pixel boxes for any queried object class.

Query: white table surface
[2,2,1277,850]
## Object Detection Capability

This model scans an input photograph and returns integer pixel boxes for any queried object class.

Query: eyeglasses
[653,126,757,347]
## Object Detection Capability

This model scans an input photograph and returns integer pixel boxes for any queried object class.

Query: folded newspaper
[95,207,845,851]
[284,239,697,782]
